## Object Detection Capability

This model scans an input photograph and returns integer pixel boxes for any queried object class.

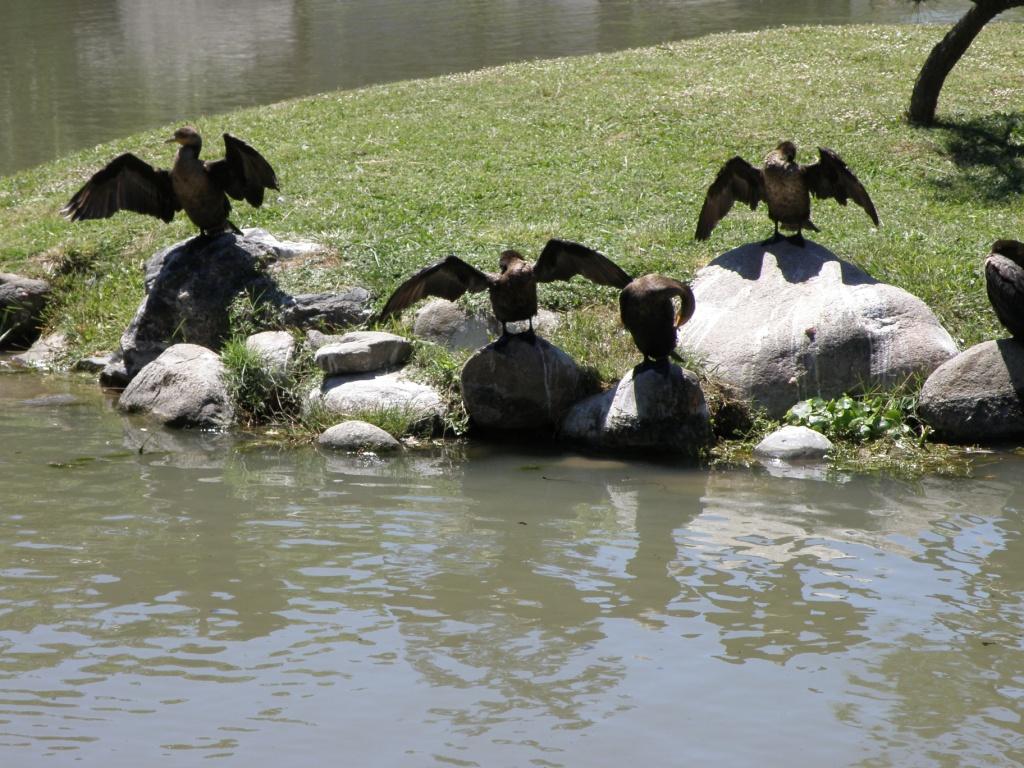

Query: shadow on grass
[929,112,1024,203]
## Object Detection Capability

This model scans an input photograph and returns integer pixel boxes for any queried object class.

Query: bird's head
[775,140,798,162]
[499,249,525,273]
[167,126,202,147]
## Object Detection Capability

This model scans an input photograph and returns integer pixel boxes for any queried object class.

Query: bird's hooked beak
[164,135,179,144]
[674,290,696,328]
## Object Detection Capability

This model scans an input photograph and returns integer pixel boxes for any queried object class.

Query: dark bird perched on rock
[619,275,696,364]
[985,239,1024,339]
[377,239,632,339]
[696,141,879,245]
[61,126,279,237]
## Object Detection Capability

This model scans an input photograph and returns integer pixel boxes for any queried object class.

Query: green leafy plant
[785,392,925,443]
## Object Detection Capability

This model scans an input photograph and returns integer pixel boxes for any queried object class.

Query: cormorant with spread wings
[378,239,632,338]
[61,126,278,237]
[695,141,879,245]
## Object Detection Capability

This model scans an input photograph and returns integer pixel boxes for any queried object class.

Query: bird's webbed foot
[786,233,807,247]
[760,231,785,246]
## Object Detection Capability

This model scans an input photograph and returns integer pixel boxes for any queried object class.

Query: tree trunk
[907,0,1020,126]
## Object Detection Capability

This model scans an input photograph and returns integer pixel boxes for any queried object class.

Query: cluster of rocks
[11,230,1022,458]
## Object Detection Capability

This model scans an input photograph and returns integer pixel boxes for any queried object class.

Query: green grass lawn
[1,23,1021,369]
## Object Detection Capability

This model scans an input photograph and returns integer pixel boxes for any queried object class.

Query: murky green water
[4,0,1021,176]
[1,371,1022,765]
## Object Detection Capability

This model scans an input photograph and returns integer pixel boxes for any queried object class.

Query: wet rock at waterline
[118,232,280,382]
[461,335,582,431]
[278,289,372,330]
[561,363,711,456]
[679,240,958,418]
[754,425,833,461]
[413,300,494,351]
[308,370,443,431]
[0,273,51,349]
[315,331,413,375]
[73,353,113,374]
[245,331,296,378]
[318,421,402,453]
[11,332,68,370]
[118,343,234,429]
[918,339,1024,443]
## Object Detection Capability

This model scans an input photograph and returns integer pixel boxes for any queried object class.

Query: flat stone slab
[315,331,412,375]
[318,420,402,453]
[461,335,581,431]
[561,363,711,456]
[74,353,113,373]
[118,343,234,429]
[754,425,833,461]
[679,240,958,418]
[279,289,372,330]
[309,370,443,428]
[918,339,1024,443]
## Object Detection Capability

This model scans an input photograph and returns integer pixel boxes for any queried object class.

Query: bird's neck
[176,142,202,163]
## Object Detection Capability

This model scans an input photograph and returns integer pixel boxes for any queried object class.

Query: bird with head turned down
[619,275,696,366]
[62,126,279,238]
[985,239,1024,340]
[696,141,879,246]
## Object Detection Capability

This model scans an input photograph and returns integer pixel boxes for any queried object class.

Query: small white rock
[753,425,833,461]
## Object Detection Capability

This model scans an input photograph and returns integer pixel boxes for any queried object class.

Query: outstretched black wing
[207,133,279,207]
[695,156,764,241]
[378,255,492,321]
[533,238,632,288]
[802,147,879,226]
[61,153,180,223]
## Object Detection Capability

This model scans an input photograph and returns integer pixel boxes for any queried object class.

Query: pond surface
[1,371,1022,766]
[2,0,1019,176]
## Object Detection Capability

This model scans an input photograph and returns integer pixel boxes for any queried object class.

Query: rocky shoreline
[4,229,1018,462]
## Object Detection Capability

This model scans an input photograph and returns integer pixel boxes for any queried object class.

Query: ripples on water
[0,373,1022,765]
[1,0,1015,175]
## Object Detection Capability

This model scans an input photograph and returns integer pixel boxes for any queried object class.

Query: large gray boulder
[309,370,444,430]
[679,240,958,418]
[118,343,234,428]
[461,335,582,431]
[561,363,711,456]
[0,273,51,349]
[918,339,1024,443]
[116,232,280,382]
[314,331,412,375]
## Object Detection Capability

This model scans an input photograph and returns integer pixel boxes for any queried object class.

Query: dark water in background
[1,372,1023,765]
[0,0,1016,176]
